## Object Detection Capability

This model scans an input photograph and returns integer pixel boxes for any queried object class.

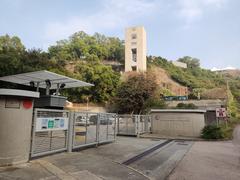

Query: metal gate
[31,108,69,157]
[117,115,151,136]
[138,115,151,134]
[98,113,116,143]
[72,112,116,150]
[31,109,117,157]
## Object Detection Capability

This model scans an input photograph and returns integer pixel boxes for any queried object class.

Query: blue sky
[0,0,239,69]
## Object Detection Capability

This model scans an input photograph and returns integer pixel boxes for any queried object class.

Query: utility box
[34,95,67,109]
[0,89,39,166]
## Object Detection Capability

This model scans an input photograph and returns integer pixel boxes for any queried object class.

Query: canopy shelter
[0,70,93,95]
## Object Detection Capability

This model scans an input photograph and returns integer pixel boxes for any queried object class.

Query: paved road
[0,137,159,180]
[83,138,193,180]
[168,139,240,180]
[129,140,193,180]
[81,136,164,163]
[233,125,240,159]
[1,132,239,180]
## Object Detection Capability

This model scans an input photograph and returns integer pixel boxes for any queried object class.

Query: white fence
[31,109,70,157]
[31,109,150,158]
[71,112,116,150]
[31,109,117,158]
[117,115,151,136]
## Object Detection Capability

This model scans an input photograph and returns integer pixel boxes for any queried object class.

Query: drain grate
[122,140,173,165]
[177,143,189,146]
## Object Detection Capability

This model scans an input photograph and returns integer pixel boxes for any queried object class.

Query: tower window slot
[132,48,137,62]
[131,34,137,39]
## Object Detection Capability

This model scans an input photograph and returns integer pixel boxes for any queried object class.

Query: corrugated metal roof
[0,70,93,89]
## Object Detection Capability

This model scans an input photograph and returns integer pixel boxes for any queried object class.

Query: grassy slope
[148,57,226,90]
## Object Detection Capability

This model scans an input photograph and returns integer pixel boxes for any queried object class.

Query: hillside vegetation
[148,56,226,89]
[147,56,231,99]
[0,33,122,103]
[0,33,240,113]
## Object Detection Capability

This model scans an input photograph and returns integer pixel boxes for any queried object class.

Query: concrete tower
[125,26,147,72]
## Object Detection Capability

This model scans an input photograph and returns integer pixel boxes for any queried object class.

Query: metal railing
[71,112,117,150]
[31,109,148,158]
[31,109,117,157]
[117,115,151,136]
[31,108,69,158]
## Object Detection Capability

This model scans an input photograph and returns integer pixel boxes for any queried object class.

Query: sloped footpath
[168,139,240,180]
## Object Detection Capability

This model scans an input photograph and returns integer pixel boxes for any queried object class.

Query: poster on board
[35,117,68,132]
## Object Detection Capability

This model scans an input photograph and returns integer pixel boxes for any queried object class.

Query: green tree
[21,49,59,71]
[0,35,25,76]
[48,31,124,63]
[0,34,25,52]
[65,62,120,103]
[177,56,200,68]
[111,72,158,114]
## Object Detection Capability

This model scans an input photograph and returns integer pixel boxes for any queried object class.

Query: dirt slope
[150,67,188,96]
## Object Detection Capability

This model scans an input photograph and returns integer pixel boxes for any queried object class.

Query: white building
[125,26,147,72]
[172,61,187,68]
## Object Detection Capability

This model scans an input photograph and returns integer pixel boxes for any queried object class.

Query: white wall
[0,97,33,165]
[172,61,187,68]
[151,112,205,137]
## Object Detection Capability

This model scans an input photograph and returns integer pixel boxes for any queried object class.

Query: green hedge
[176,103,198,109]
[201,125,224,139]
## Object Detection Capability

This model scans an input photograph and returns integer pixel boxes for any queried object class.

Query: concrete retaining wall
[151,109,206,138]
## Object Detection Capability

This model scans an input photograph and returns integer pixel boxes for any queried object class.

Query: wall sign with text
[35,117,69,132]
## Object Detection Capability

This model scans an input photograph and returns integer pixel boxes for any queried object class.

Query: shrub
[176,103,198,109]
[201,125,224,139]
[144,98,166,112]
[187,103,198,109]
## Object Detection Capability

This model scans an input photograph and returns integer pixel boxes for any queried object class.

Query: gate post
[144,116,148,132]
[136,115,140,137]
[114,114,117,141]
[96,113,100,147]
[67,111,74,152]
